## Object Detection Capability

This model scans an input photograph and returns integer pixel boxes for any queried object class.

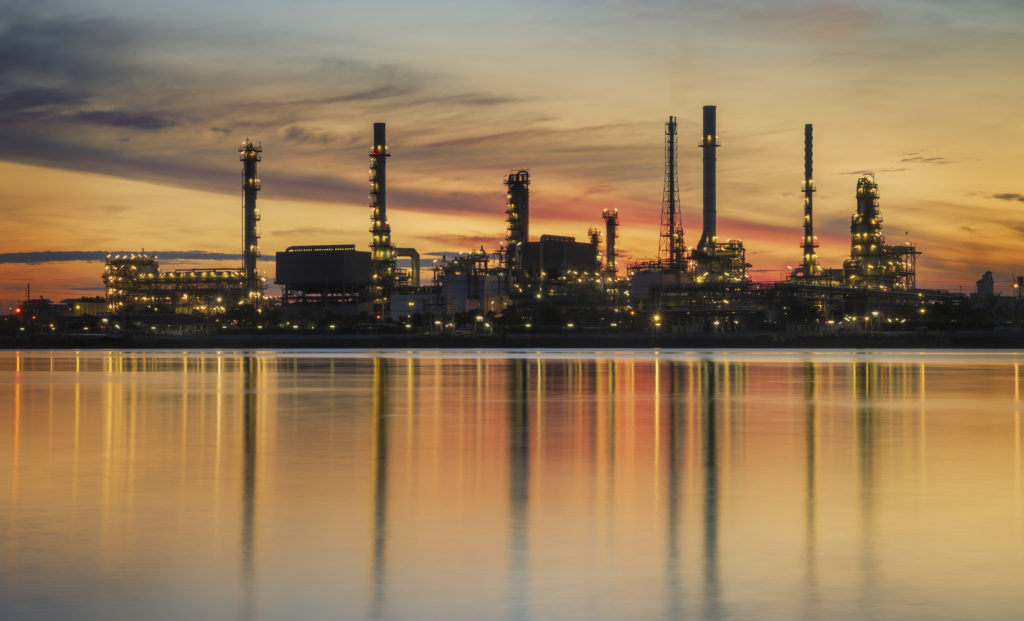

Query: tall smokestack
[697,105,719,255]
[239,139,262,301]
[802,124,820,277]
[369,122,394,317]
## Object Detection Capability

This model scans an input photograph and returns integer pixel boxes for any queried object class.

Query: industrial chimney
[802,124,820,277]
[369,122,395,316]
[239,139,262,301]
[697,105,719,255]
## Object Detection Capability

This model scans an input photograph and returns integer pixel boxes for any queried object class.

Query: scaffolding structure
[659,116,685,268]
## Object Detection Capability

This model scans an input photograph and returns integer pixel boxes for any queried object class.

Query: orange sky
[2,1,1023,308]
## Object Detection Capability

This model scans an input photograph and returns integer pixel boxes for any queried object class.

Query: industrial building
[273,122,422,320]
[275,245,370,304]
[103,253,249,313]
[84,106,970,334]
[102,139,266,314]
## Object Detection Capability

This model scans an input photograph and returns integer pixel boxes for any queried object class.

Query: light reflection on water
[2,349,1024,620]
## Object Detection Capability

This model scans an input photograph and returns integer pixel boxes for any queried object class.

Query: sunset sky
[1,0,1022,308]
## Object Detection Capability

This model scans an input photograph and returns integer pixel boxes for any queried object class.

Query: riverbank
[3,329,1024,350]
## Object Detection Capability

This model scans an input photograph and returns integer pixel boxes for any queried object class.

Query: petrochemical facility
[14,107,988,337]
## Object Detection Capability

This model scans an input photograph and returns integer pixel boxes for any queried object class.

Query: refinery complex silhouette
[12,107,1016,339]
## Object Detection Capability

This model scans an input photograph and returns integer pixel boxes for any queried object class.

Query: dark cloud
[0,15,141,86]
[961,225,975,233]
[282,125,334,145]
[0,250,243,264]
[993,193,1024,202]
[0,87,87,113]
[75,110,178,131]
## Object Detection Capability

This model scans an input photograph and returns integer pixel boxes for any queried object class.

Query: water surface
[3,349,1024,620]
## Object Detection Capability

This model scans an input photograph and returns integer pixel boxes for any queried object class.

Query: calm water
[3,349,1024,620]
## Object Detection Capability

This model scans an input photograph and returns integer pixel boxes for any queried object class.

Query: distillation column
[660,116,683,268]
[845,175,884,288]
[369,122,395,316]
[802,124,821,277]
[239,139,263,300]
[504,170,530,284]
[603,208,619,279]
[697,105,719,256]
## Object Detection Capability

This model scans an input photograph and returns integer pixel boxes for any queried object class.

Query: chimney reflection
[370,357,390,620]
[700,359,721,620]
[508,358,531,620]
[241,354,258,620]
[803,361,820,614]
[853,361,879,610]
[665,360,686,618]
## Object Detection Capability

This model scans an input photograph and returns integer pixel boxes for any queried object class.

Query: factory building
[629,106,750,308]
[522,235,600,279]
[102,139,266,314]
[274,122,422,320]
[275,245,370,304]
[89,107,958,334]
[103,253,248,313]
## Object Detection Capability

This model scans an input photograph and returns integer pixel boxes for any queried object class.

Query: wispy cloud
[900,155,953,164]
[838,168,908,175]
[74,110,179,131]
[993,193,1024,202]
[0,250,243,264]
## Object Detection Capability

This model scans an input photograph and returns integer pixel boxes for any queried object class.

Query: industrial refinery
[10,107,993,338]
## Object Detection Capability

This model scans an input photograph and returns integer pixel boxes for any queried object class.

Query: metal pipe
[395,247,420,288]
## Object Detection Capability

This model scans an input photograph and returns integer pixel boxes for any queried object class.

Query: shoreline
[3,329,1024,350]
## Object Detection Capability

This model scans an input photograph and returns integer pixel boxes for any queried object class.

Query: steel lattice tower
[660,116,684,268]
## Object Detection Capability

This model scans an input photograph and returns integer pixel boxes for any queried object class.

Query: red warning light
[14,307,22,315]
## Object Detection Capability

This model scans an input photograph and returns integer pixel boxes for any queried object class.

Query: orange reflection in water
[1,350,1024,620]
